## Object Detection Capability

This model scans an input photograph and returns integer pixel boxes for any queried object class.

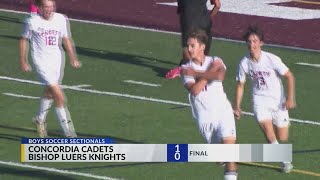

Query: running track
[1,0,320,50]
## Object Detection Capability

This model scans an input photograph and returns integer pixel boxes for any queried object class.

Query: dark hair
[187,29,208,45]
[243,25,264,42]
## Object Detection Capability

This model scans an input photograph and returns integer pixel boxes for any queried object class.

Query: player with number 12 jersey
[21,12,69,84]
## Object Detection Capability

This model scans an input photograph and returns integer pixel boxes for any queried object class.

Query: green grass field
[0,11,319,180]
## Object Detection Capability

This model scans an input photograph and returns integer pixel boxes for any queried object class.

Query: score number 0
[174,144,180,160]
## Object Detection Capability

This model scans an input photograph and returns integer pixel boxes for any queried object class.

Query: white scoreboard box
[21,138,292,162]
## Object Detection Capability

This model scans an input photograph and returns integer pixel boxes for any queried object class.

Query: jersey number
[257,77,267,89]
[202,85,208,92]
[45,36,57,46]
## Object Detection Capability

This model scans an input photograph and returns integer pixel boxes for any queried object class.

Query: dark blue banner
[21,138,113,144]
[167,144,188,162]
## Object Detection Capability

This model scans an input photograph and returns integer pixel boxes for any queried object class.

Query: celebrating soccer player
[234,25,295,173]
[181,29,237,180]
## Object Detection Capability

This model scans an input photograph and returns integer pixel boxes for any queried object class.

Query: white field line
[0,160,121,180]
[69,84,92,88]
[2,92,40,99]
[123,80,161,87]
[0,75,189,107]
[0,8,320,53]
[296,62,320,68]
[0,76,90,88]
[1,75,320,126]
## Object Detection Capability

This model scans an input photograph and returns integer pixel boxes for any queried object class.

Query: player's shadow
[0,34,20,40]
[0,133,23,141]
[0,124,143,144]
[293,149,320,154]
[0,166,77,180]
[0,34,177,77]
[75,46,176,78]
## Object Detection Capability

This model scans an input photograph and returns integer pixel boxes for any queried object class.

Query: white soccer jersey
[21,13,69,84]
[182,56,236,143]
[22,13,69,63]
[182,56,226,88]
[182,56,226,103]
[236,51,289,105]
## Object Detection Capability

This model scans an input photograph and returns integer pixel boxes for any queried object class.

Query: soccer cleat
[165,66,181,79]
[282,162,293,173]
[32,117,48,138]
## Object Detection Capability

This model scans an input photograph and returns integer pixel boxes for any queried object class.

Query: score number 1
[175,144,180,160]
[167,144,187,162]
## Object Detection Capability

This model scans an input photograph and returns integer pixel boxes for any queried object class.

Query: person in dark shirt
[165,0,221,79]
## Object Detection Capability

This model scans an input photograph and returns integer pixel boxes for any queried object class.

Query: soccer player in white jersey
[19,0,81,138]
[181,30,237,180]
[233,25,295,173]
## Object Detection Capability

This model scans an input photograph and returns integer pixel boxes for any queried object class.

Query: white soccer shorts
[253,105,290,128]
[191,96,236,144]
[33,59,63,85]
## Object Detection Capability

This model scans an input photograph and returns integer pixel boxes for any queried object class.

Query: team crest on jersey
[249,70,271,79]
[36,27,60,37]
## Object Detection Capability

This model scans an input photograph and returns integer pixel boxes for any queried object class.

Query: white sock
[224,172,237,180]
[63,107,77,137]
[55,107,71,137]
[36,97,53,122]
